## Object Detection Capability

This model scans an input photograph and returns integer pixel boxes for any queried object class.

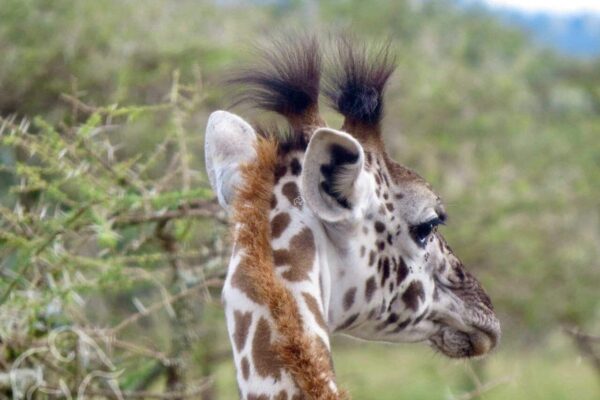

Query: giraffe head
[305,41,500,358]
[207,37,500,365]
[304,123,501,357]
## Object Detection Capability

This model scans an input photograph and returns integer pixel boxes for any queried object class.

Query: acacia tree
[0,78,229,399]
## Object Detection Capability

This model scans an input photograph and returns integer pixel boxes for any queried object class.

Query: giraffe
[204,36,500,400]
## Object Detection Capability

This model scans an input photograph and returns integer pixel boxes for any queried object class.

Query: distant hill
[498,10,600,58]
[458,0,600,58]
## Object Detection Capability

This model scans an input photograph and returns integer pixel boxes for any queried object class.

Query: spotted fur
[210,34,500,400]
[231,137,340,399]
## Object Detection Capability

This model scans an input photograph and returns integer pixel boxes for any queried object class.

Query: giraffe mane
[254,124,310,155]
[232,137,344,399]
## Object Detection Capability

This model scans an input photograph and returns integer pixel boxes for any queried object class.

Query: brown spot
[231,259,264,305]
[275,390,289,400]
[392,318,411,333]
[248,394,269,400]
[368,250,376,266]
[302,292,328,331]
[395,192,404,199]
[343,287,357,311]
[282,182,302,209]
[381,258,390,286]
[273,227,315,281]
[271,212,291,239]
[233,310,253,352]
[365,277,377,302]
[290,158,302,175]
[386,313,400,325]
[336,313,359,331]
[241,356,250,380]
[385,202,394,212]
[396,257,409,285]
[271,194,278,209]
[413,309,427,325]
[402,281,425,311]
[292,394,305,400]
[252,317,282,380]
[374,221,385,233]
[274,164,287,183]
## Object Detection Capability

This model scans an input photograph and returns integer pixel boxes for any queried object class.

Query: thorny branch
[453,375,514,400]
[111,279,223,335]
[565,326,600,377]
[114,199,226,227]
[1,82,230,399]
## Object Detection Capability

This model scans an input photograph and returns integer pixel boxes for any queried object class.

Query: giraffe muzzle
[429,313,500,358]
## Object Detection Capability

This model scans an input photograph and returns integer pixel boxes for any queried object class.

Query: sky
[483,0,600,14]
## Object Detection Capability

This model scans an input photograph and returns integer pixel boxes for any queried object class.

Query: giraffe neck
[224,142,341,400]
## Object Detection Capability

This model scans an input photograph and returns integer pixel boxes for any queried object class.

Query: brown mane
[231,137,343,399]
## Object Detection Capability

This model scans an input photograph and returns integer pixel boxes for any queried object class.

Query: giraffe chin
[429,325,498,359]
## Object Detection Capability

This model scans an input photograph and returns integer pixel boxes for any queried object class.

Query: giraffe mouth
[428,314,500,358]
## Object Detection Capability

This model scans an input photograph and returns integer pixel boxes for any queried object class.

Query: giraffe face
[302,127,500,358]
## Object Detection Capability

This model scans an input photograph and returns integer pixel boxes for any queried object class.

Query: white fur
[301,128,370,223]
[204,110,257,211]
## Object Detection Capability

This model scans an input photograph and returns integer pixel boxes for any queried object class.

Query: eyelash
[411,217,445,245]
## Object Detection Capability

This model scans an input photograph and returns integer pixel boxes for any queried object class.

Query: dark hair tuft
[228,35,321,118]
[325,37,396,127]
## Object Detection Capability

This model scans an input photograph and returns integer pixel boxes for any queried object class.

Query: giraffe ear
[302,127,370,222]
[205,110,257,211]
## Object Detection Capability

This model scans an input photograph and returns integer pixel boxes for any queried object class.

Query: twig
[155,217,191,400]
[453,374,514,400]
[110,279,222,334]
[60,123,148,195]
[108,338,175,366]
[113,199,226,227]
[565,326,600,376]
[60,94,103,115]
[0,203,93,304]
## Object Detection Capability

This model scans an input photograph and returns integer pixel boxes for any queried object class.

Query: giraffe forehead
[366,164,443,226]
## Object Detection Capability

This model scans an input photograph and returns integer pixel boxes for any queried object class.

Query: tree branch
[113,199,226,227]
[565,326,600,376]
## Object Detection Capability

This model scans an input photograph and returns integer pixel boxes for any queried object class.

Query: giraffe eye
[411,218,443,245]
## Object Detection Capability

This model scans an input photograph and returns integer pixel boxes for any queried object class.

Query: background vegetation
[0,0,598,398]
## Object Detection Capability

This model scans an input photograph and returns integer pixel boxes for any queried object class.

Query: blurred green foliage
[0,0,598,398]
